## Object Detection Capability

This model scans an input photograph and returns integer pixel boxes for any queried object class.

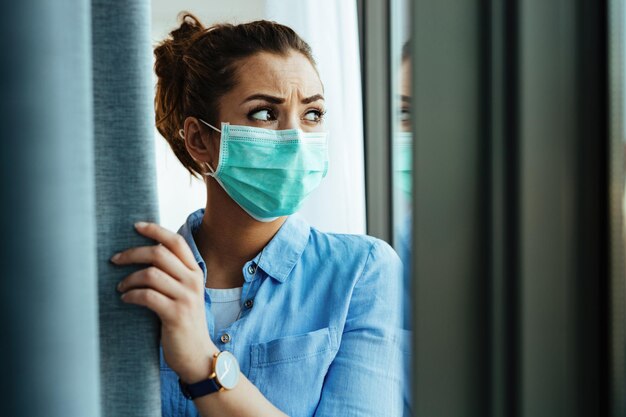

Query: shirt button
[220,333,231,344]
[247,265,256,275]
[244,299,254,309]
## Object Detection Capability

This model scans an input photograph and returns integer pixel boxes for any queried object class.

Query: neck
[194,180,286,289]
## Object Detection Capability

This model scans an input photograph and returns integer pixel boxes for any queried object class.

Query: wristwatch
[178,351,240,399]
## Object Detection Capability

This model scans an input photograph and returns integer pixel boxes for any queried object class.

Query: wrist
[178,349,218,384]
[179,350,241,400]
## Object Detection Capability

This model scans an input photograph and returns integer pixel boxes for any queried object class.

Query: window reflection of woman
[393,40,413,311]
[399,41,412,134]
[393,40,414,417]
[110,13,404,417]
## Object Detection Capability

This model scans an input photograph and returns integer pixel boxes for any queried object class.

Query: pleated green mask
[198,120,329,222]
[393,132,412,197]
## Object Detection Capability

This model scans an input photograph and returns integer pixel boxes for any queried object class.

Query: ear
[182,117,219,170]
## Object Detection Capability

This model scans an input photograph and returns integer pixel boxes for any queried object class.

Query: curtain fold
[0,0,101,416]
[92,0,162,415]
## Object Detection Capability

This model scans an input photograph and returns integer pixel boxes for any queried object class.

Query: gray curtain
[0,0,101,416]
[0,0,161,415]
[92,0,162,416]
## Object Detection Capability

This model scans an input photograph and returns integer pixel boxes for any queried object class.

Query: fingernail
[116,281,123,292]
[110,253,121,263]
[134,221,148,228]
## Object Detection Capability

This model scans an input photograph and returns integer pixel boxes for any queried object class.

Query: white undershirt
[205,287,243,331]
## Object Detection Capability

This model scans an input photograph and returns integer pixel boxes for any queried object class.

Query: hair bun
[154,13,204,80]
[153,12,206,160]
[170,13,205,46]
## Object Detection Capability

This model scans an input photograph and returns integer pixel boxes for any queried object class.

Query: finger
[111,244,193,286]
[133,222,199,271]
[118,266,186,300]
[121,288,176,322]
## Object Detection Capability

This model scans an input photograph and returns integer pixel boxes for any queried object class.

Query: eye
[399,106,411,122]
[249,108,276,122]
[303,109,325,123]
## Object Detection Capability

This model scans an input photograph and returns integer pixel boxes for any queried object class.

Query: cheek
[309,121,326,133]
[209,133,222,161]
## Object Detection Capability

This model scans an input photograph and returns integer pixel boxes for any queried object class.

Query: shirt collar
[177,208,311,284]
[177,209,208,283]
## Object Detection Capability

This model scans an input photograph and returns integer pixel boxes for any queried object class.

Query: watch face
[214,351,240,390]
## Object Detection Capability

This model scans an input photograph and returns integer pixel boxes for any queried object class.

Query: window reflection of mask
[393,132,412,196]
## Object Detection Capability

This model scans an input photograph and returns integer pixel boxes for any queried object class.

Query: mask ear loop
[178,120,221,139]
[199,119,222,134]
[179,119,223,177]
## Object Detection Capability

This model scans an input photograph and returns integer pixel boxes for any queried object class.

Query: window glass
[390,0,412,318]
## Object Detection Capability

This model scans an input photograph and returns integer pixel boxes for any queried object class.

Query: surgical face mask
[393,132,412,197]
[193,120,329,222]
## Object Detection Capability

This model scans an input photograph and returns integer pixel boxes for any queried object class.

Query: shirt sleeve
[314,239,406,417]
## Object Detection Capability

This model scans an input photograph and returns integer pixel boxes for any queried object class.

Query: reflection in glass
[390,1,413,416]
[391,0,412,327]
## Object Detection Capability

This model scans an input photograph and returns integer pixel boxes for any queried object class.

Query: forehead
[231,51,323,97]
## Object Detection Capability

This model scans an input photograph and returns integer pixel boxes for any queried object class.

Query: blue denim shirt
[160,208,405,417]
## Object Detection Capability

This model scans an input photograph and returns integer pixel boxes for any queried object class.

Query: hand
[111,221,218,383]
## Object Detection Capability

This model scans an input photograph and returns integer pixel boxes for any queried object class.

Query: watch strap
[178,376,221,400]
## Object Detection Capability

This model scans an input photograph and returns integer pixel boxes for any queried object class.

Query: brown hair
[154,13,317,178]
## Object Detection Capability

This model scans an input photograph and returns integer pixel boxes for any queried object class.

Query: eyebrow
[241,93,325,105]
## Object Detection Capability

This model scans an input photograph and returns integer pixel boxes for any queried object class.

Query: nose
[279,114,300,131]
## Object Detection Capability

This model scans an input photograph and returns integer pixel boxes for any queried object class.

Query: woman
[110,13,404,417]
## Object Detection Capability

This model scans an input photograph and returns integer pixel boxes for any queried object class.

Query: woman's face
[217,51,325,132]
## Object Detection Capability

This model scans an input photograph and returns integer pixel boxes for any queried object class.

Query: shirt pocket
[248,327,338,417]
